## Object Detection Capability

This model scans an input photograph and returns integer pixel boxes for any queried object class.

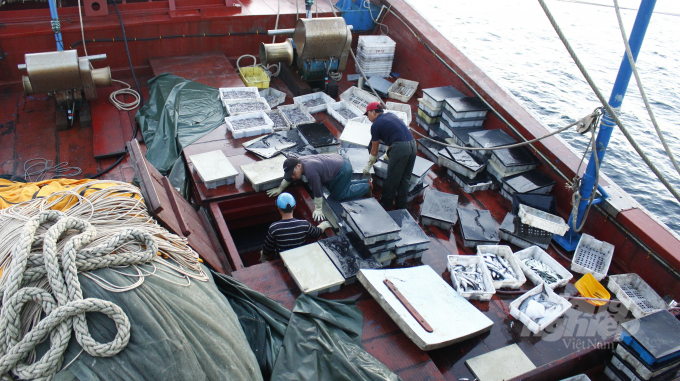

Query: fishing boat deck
[1,0,679,379]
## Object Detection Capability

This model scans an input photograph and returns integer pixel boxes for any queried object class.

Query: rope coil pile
[0,181,207,380]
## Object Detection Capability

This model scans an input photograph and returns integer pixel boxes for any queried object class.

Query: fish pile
[231,117,266,130]
[268,112,288,129]
[282,108,311,124]
[346,95,370,111]
[337,108,359,120]
[302,98,327,108]
[522,258,563,285]
[392,85,415,97]
[230,102,268,113]
[481,253,517,282]
[451,263,488,292]
[518,291,563,325]
[221,90,257,100]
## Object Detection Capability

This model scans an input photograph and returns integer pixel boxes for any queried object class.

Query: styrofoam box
[449,170,494,194]
[607,274,667,319]
[259,87,286,108]
[442,112,485,128]
[518,204,570,236]
[490,152,540,174]
[487,159,528,182]
[514,246,573,289]
[340,86,381,114]
[440,153,485,179]
[571,233,614,281]
[446,255,496,301]
[387,78,419,103]
[509,283,572,334]
[219,86,260,101]
[293,92,337,114]
[386,101,413,124]
[327,101,363,126]
[224,111,274,139]
[224,97,271,116]
[418,98,442,117]
[444,104,488,120]
[385,110,409,126]
[437,122,454,138]
[476,245,526,289]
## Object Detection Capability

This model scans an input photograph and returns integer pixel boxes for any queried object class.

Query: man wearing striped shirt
[260,192,331,262]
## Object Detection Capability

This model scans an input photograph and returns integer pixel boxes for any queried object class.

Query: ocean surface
[404,0,680,234]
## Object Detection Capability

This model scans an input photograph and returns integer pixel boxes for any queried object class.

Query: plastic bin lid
[449,127,485,147]
[451,169,494,186]
[444,96,490,112]
[502,170,556,194]
[512,193,557,215]
[341,198,401,238]
[439,147,485,172]
[297,123,339,148]
[421,189,459,223]
[422,86,465,103]
[457,208,500,243]
[621,310,680,359]
[469,129,517,149]
[492,146,540,168]
[387,209,430,249]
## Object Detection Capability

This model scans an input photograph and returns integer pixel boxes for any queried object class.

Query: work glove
[267,179,290,197]
[313,197,326,221]
[363,154,378,176]
[259,250,269,263]
[317,221,332,231]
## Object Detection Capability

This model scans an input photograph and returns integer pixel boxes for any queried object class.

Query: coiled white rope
[0,210,157,380]
[109,79,141,111]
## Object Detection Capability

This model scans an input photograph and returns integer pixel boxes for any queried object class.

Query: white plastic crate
[265,109,292,131]
[509,283,572,334]
[514,246,573,289]
[219,86,260,101]
[447,255,496,301]
[293,92,337,114]
[224,111,274,139]
[278,103,316,127]
[224,97,271,116]
[386,101,412,124]
[450,170,494,193]
[442,112,485,128]
[518,204,569,236]
[571,234,614,281]
[349,115,371,124]
[327,101,363,126]
[384,109,409,126]
[259,87,286,108]
[559,374,592,381]
[387,78,418,103]
[358,35,396,54]
[340,87,381,114]
[607,274,667,319]
[418,98,443,117]
[475,245,526,289]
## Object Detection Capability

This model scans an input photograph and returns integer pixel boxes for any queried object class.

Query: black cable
[89,0,142,179]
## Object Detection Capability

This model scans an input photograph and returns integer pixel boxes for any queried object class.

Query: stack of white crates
[355,36,396,78]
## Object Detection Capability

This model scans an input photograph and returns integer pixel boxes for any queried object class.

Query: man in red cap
[363,101,416,209]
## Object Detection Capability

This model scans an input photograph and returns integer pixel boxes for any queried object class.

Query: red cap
[364,101,382,115]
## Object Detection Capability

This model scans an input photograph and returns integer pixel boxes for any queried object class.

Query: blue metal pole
[48,0,64,51]
[573,0,656,228]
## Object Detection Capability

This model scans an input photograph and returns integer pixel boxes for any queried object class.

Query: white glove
[363,154,378,176]
[266,179,290,197]
[317,221,332,231]
[313,197,326,221]
[259,250,269,263]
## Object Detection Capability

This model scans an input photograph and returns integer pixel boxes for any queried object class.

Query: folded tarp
[53,264,262,381]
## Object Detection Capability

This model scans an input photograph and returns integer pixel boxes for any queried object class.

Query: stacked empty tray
[387,209,429,262]
[418,86,465,125]
[442,97,489,129]
[438,147,486,179]
[341,197,401,251]
[606,311,680,381]
[189,150,239,189]
[373,155,434,194]
[420,189,459,229]
[500,169,556,200]
[355,35,396,77]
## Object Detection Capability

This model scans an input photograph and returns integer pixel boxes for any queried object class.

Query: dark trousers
[328,158,370,201]
[381,140,417,209]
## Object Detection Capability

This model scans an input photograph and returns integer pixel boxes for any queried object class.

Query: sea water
[405,0,680,233]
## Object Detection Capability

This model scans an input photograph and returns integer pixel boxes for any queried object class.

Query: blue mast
[555,0,656,250]
[48,0,64,51]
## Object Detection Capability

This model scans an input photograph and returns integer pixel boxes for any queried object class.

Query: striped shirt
[262,218,323,257]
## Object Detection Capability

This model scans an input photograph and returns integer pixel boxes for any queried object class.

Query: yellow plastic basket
[574,273,610,306]
[237,55,270,89]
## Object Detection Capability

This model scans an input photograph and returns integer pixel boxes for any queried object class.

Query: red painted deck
[1,0,678,379]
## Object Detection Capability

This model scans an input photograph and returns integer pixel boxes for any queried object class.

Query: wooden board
[127,139,232,274]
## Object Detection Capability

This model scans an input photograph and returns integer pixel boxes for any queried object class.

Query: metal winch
[18,50,112,130]
[260,17,352,83]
